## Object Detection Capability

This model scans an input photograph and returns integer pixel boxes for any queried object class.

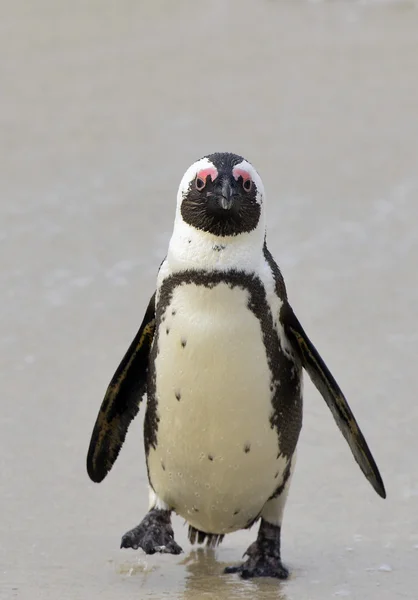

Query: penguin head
[176,152,265,238]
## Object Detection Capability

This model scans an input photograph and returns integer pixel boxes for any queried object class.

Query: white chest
[146,281,287,534]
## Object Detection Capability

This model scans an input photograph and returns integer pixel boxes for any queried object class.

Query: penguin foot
[224,549,289,579]
[224,520,288,579]
[120,508,183,555]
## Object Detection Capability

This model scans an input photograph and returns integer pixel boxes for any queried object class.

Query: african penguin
[87,152,386,579]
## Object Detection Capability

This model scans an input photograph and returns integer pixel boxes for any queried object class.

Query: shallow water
[1,1,418,599]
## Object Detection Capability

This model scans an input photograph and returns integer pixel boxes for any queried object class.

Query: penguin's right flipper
[86,292,156,483]
[281,302,386,499]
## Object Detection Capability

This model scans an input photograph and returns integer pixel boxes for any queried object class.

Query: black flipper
[87,293,156,483]
[281,302,386,499]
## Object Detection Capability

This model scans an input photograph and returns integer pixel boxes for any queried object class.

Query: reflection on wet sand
[115,548,290,599]
[182,549,289,600]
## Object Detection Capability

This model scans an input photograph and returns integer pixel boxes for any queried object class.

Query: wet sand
[1,1,418,599]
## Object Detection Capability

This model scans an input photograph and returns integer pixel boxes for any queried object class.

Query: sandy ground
[1,1,418,599]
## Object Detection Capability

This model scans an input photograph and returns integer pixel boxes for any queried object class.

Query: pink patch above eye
[196,167,218,182]
[233,167,252,182]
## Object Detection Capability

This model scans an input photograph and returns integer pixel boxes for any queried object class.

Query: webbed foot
[224,520,288,579]
[120,508,183,555]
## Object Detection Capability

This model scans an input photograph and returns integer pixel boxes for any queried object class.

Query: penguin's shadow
[179,548,289,600]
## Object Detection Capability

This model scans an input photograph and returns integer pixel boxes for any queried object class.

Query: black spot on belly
[166,327,170,335]
[172,309,176,316]
[274,471,279,479]
[192,506,199,513]
[244,443,251,453]
[146,262,302,461]
[233,509,240,516]
[213,244,225,252]
[208,454,214,461]
[161,461,166,471]
[181,337,187,348]
[175,390,181,401]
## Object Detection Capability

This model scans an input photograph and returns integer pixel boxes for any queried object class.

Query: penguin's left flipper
[86,292,156,483]
[281,302,386,499]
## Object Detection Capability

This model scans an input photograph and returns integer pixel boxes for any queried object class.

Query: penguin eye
[194,166,218,192]
[243,178,252,193]
[195,176,206,191]
[233,167,253,193]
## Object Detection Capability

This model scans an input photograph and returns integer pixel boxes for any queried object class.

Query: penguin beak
[218,181,234,211]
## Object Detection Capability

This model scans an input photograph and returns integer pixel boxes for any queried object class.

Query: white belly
[147,282,287,534]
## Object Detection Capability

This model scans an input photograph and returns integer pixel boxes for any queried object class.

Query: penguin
[87,152,386,579]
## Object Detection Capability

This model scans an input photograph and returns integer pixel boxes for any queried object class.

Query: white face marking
[167,155,267,274]
[232,159,264,206]
[176,157,218,214]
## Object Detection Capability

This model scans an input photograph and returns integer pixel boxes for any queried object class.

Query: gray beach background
[1,1,417,599]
